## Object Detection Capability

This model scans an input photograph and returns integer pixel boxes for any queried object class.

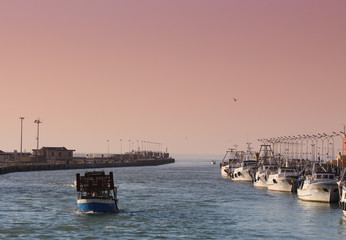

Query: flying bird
[233,97,237,102]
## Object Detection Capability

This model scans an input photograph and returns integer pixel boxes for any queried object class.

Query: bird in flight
[233,97,237,102]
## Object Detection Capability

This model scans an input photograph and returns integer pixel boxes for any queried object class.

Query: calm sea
[0,156,345,239]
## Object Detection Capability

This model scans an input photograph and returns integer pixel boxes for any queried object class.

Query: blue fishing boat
[76,171,119,212]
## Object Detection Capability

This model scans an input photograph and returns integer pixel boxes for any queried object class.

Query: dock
[0,150,175,175]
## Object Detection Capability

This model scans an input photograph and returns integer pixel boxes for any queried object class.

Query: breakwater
[0,158,175,175]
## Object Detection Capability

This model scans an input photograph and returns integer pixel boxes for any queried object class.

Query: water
[0,157,345,239]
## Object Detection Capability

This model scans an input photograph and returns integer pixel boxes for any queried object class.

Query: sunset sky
[1,0,346,156]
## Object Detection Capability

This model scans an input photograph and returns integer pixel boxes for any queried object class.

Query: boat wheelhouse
[76,171,119,212]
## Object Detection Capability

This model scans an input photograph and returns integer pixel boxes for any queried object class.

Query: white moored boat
[267,167,299,192]
[338,169,346,216]
[220,148,241,178]
[220,163,230,178]
[253,144,277,188]
[230,160,257,182]
[297,172,339,203]
[254,164,278,188]
[339,182,346,217]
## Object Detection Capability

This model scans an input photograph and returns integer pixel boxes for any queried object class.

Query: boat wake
[63,184,75,188]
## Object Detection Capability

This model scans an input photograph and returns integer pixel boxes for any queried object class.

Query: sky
[1,0,346,156]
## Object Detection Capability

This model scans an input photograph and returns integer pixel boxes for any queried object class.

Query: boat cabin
[76,171,116,199]
[312,172,335,180]
[242,160,257,167]
[278,168,296,174]
[263,164,277,171]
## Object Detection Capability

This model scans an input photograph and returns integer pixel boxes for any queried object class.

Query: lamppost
[19,117,24,161]
[107,140,109,157]
[287,136,295,160]
[333,130,345,169]
[318,133,328,162]
[273,138,280,157]
[298,135,305,161]
[303,134,314,161]
[34,118,42,161]
[277,137,283,158]
[312,134,320,162]
[120,139,122,154]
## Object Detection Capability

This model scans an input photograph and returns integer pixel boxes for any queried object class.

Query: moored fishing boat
[230,160,257,182]
[76,171,119,212]
[253,164,278,188]
[229,143,257,182]
[253,144,277,187]
[297,172,339,203]
[266,167,299,192]
[338,169,346,216]
[339,183,346,217]
[220,148,241,178]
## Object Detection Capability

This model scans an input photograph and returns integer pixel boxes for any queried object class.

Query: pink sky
[1,0,346,155]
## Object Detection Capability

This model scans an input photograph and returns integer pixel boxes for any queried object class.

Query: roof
[0,151,17,155]
[32,147,75,151]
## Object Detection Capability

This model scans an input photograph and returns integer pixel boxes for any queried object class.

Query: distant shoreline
[0,158,175,175]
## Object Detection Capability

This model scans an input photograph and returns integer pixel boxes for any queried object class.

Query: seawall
[0,158,175,175]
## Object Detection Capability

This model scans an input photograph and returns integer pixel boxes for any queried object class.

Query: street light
[107,140,109,157]
[19,117,24,161]
[34,118,42,161]
[333,131,345,169]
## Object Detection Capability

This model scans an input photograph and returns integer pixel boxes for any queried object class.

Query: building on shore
[0,150,31,167]
[32,147,75,164]
[0,150,18,161]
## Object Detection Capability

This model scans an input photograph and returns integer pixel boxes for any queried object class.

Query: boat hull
[221,165,230,178]
[253,178,268,188]
[231,168,255,182]
[297,181,339,203]
[253,171,269,188]
[267,176,298,192]
[340,185,346,217]
[77,199,117,212]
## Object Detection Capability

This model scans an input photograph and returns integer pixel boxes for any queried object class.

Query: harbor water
[0,156,345,239]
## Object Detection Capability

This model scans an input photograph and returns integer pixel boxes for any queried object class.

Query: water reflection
[297,200,337,212]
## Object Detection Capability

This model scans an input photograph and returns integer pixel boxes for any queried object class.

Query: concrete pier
[0,158,175,175]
